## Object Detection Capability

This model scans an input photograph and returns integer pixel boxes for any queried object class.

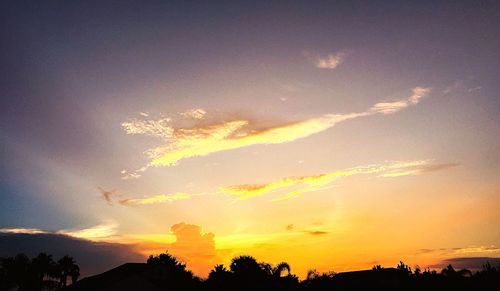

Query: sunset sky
[1,1,499,278]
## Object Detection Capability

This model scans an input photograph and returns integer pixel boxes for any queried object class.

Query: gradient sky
[1,0,500,278]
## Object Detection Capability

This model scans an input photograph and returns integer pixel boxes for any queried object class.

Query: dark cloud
[417,248,435,254]
[430,257,500,271]
[98,187,117,205]
[307,231,329,236]
[0,233,144,278]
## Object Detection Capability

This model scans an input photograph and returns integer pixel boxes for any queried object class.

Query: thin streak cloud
[380,163,459,177]
[119,192,193,206]
[222,160,455,201]
[103,159,455,206]
[122,87,431,171]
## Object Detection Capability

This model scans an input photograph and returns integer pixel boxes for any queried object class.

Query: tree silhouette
[0,253,80,290]
[32,253,54,282]
[272,262,291,277]
[2,251,500,291]
[206,264,232,291]
[58,255,78,287]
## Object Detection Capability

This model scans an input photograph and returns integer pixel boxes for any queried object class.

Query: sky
[1,0,500,278]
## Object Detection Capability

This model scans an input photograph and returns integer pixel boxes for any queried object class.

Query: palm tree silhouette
[229,255,262,275]
[58,255,78,287]
[272,262,291,277]
[32,253,55,289]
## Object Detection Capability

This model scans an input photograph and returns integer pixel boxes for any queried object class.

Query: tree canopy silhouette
[0,253,79,291]
[3,251,500,291]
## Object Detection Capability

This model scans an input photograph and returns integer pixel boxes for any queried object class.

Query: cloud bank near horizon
[0,232,144,277]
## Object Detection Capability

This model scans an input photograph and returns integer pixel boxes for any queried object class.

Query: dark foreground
[2,252,500,290]
[67,254,500,291]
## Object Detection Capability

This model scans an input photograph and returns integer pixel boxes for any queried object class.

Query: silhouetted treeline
[0,253,79,291]
[64,251,500,291]
[3,251,500,290]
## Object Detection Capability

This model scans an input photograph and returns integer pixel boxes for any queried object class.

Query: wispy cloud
[315,53,345,69]
[0,228,48,235]
[370,87,431,114]
[222,160,455,201]
[98,187,117,205]
[122,87,431,171]
[119,192,193,206]
[306,230,329,236]
[417,245,500,255]
[304,51,346,69]
[97,187,198,207]
[104,159,455,205]
[180,108,207,120]
[380,163,459,178]
[122,117,173,139]
[430,257,500,271]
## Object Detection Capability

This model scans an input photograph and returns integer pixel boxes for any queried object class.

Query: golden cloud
[105,159,455,206]
[370,87,431,114]
[0,222,119,242]
[143,223,220,277]
[121,87,431,171]
[222,160,455,201]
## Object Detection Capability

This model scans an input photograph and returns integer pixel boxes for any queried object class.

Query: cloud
[122,117,173,139]
[98,187,117,205]
[1,222,119,242]
[59,222,119,241]
[122,87,431,170]
[303,51,346,69]
[119,192,193,206]
[0,232,144,278]
[468,86,481,92]
[221,160,446,200]
[98,186,204,207]
[0,228,48,235]
[429,257,500,271]
[163,223,219,277]
[315,53,344,69]
[417,246,500,256]
[180,108,207,120]
[270,185,335,202]
[370,87,431,114]
[307,231,329,236]
[380,163,459,178]
[105,159,455,205]
[450,246,500,255]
